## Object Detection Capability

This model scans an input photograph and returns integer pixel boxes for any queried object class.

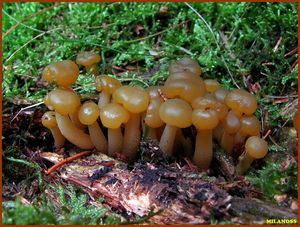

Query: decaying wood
[40,142,297,224]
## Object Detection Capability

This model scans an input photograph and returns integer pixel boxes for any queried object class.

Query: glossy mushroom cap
[42,60,79,87]
[76,52,101,67]
[169,57,202,76]
[162,77,206,103]
[224,111,241,134]
[167,71,199,81]
[47,88,81,115]
[204,79,221,93]
[214,87,229,103]
[225,89,257,116]
[240,115,261,136]
[245,136,268,159]
[192,95,228,121]
[44,93,54,110]
[159,99,192,128]
[95,75,122,94]
[192,109,219,130]
[100,103,130,129]
[113,85,150,114]
[146,86,164,100]
[145,97,164,128]
[42,111,58,128]
[78,101,100,125]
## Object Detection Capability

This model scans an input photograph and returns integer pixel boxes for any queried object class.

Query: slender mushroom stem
[220,131,234,154]
[159,124,177,156]
[49,128,65,148]
[108,128,123,157]
[55,112,94,149]
[123,113,141,161]
[236,152,254,175]
[98,91,111,109]
[69,110,86,130]
[193,130,213,170]
[234,130,247,145]
[146,127,158,141]
[88,122,108,154]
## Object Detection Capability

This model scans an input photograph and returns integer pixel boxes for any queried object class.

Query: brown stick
[46,150,92,174]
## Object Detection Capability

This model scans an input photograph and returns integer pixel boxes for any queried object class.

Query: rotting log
[40,142,297,224]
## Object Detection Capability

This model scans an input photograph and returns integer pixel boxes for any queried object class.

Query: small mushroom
[169,57,202,76]
[42,111,65,148]
[204,79,220,93]
[78,101,108,154]
[220,110,241,154]
[95,75,122,108]
[159,98,192,156]
[144,97,164,140]
[76,52,101,75]
[47,88,94,149]
[42,60,79,88]
[162,77,206,104]
[225,89,257,117]
[144,86,165,140]
[100,103,130,157]
[192,95,224,170]
[236,136,268,175]
[234,115,261,145]
[213,87,229,103]
[42,60,85,129]
[113,85,150,161]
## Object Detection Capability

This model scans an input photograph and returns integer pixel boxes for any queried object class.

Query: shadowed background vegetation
[2,2,298,224]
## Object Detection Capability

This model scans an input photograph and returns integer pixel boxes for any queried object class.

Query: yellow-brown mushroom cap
[162,77,206,103]
[214,87,229,103]
[192,95,228,121]
[76,52,101,67]
[42,60,79,87]
[240,115,261,136]
[245,136,268,159]
[225,89,257,116]
[224,111,241,134]
[204,79,220,93]
[145,97,164,128]
[192,109,219,130]
[44,93,54,110]
[100,103,130,129]
[47,88,81,115]
[167,71,199,81]
[146,86,164,101]
[78,101,100,125]
[42,111,57,129]
[159,98,192,128]
[113,85,150,114]
[169,57,202,76]
[95,75,122,94]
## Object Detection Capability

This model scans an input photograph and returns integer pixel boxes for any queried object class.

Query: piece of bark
[40,144,297,224]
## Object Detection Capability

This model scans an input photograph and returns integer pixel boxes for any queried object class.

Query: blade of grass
[2,4,56,39]
[184,2,240,89]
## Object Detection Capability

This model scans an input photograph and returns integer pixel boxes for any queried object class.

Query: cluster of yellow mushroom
[41,52,269,174]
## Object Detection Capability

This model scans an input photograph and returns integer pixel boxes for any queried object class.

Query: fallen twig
[46,150,92,175]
